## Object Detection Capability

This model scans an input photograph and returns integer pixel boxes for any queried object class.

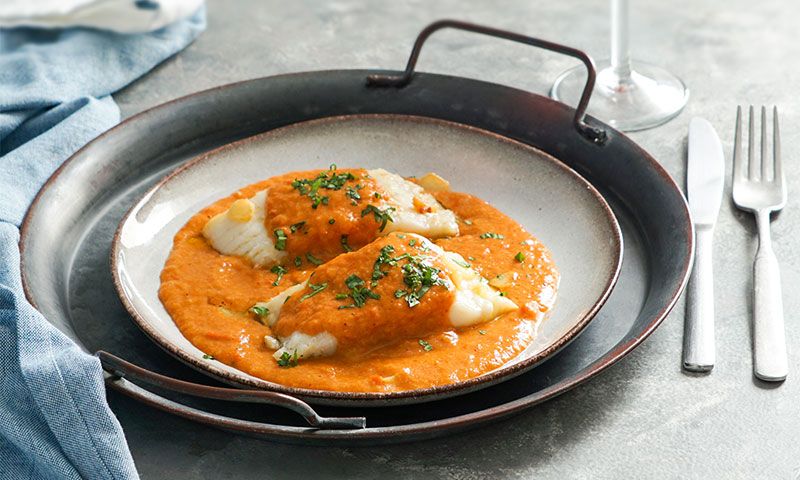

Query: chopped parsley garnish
[289,221,306,233]
[479,330,487,335]
[514,252,526,263]
[418,339,433,351]
[283,295,291,304]
[311,195,329,209]
[452,258,471,269]
[337,274,380,309]
[202,353,215,360]
[340,235,352,252]
[468,256,476,261]
[270,265,287,286]
[480,232,504,240]
[294,256,302,268]
[345,186,361,205]
[373,192,381,199]
[273,229,287,250]
[277,350,299,368]
[249,302,270,324]
[463,219,473,226]
[328,218,335,224]
[291,165,356,208]
[300,282,328,302]
[399,257,445,307]
[305,253,323,265]
[361,204,395,232]
[372,245,397,281]
[367,245,446,308]
[408,239,417,247]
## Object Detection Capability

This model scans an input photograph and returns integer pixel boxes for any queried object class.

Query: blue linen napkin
[0,8,205,479]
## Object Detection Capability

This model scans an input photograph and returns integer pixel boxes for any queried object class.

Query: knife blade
[683,117,725,372]
[687,118,726,225]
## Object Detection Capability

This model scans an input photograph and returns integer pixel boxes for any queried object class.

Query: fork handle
[683,225,715,372]
[753,244,788,381]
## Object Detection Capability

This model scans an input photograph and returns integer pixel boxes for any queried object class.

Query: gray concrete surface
[112,0,800,478]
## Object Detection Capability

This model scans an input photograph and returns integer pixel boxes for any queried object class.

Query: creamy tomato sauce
[265,168,385,264]
[159,171,559,393]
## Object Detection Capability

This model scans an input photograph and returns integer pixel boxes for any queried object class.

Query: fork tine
[734,105,746,182]
[748,105,757,180]
[774,106,783,187]
[761,106,769,181]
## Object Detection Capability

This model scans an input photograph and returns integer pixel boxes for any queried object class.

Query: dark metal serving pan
[19,20,693,444]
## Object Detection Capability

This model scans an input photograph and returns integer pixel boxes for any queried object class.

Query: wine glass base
[550,60,689,132]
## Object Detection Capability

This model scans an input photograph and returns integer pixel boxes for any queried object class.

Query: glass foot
[551,60,689,132]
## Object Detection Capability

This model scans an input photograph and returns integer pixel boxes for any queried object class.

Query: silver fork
[732,105,788,382]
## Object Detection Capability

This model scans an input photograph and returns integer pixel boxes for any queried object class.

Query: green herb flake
[305,253,323,266]
[340,234,352,252]
[291,165,356,208]
[463,219,473,226]
[479,232,504,240]
[478,330,487,335]
[249,303,270,317]
[273,229,288,250]
[514,252,526,263]
[299,282,328,302]
[399,256,446,308]
[289,221,306,233]
[373,192,381,199]
[346,186,361,204]
[336,274,381,309]
[202,353,215,360]
[276,350,299,368]
[328,218,336,224]
[361,204,396,232]
[294,256,302,268]
[418,339,433,352]
[270,265,287,286]
[372,245,397,281]
[283,295,291,304]
[408,239,417,247]
[452,258,471,269]
[468,256,476,261]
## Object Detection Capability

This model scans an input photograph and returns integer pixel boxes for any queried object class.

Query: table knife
[683,117,725,372]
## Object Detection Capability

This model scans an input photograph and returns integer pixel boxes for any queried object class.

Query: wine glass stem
[610,0,632,80]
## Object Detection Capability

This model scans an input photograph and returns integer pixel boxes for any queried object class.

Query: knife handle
[683,226,715,372]
[753,239,788,381]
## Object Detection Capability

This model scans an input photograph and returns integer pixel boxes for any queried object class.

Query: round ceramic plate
[111,114,622,406]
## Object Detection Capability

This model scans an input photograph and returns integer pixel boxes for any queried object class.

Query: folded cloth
[0,7,205,479]
[0,0,204,33]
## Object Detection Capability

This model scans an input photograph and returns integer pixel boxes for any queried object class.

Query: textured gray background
[112,0,800,478]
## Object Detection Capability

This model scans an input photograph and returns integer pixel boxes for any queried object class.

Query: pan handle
[367,19,608,145]
[96,351,366,430]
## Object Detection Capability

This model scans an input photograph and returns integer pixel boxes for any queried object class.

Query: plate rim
[108,112,623,405]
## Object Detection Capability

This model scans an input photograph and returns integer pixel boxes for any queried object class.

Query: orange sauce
[273,233,456,359]
[265,168,387,264]
[159,171,559,392]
